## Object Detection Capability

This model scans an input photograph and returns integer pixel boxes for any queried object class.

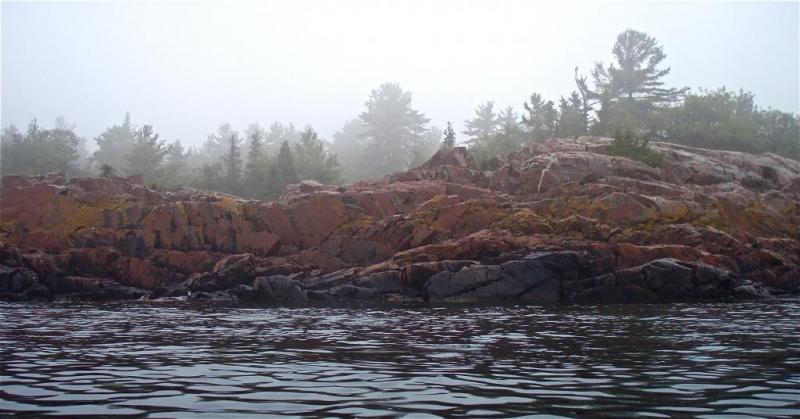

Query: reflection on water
[1,301,799,417]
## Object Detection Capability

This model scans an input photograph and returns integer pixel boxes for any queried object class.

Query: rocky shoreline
[2,137,798,305]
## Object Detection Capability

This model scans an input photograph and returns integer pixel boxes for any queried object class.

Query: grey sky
[2,1,798,149]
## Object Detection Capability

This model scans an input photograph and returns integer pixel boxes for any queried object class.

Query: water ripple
[1,301,799,417]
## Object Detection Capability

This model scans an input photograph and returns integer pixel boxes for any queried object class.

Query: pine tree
[93,113,135,173]
[244,128,269,197]
[330,119,368,182]
[574,67,598,134]
[203,123,237,164]
[161,140,189,188]
[264,162,283,199]
[521,93,557,141]
[264,122,299,154]
[442,122,456,149]
[359,82,430,177]
[591,29,687,134]
[463,101,499,143]
[1,119,81,176]
[195,162,224,192]
[100,164,116,178]
[220,132,242,194]
[277,140,298,185]
[408,126,441,168]
[594,29,685,104]
[555,92,586,138]
[294,126,341,184]
[126,125,169,184]
[496,106,525,152]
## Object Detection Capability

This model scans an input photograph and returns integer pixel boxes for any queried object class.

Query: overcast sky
[2,1,798,149]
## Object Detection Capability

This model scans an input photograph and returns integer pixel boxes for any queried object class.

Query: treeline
[2,28,798,196]
[0,82,448,197]
[1,115,342,200]
[460,29,799,164]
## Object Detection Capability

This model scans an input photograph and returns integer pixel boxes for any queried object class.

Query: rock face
[1,139,798,304]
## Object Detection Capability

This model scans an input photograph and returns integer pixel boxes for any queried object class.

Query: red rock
[420,147,477,169]
[1,137,797,302]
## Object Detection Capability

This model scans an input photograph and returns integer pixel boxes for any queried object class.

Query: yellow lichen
[51,195,127,234]
[217,196,242,216]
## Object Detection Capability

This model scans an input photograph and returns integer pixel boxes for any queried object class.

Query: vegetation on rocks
[609,127,664,167]
[3,29,796,197]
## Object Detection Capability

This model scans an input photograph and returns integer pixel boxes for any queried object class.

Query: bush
[609,127,664,167]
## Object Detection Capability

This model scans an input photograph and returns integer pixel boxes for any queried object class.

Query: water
[1,301,799,418]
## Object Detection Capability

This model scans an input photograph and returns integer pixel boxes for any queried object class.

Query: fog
[3,0,798,147]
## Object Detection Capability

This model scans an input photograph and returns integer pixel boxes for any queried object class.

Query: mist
[3,3,800,409]
[3,0,798,147]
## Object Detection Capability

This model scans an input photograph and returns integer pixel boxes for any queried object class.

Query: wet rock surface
[2,138,798,304]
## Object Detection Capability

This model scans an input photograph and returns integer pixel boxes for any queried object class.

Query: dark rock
[0,265,40,294]
[334,285,381,300]
[306,289,337,302]
[425,265,501,300]
[354,270,403,293]
[253,276,308,304]
[641,259,693,298]
[402,260,476,290]
[734,284,772,300]
[424,252,593,302]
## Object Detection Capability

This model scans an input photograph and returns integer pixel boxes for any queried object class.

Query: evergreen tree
[94,113,135,173]
[330,119,368,182]
[469,107,526,166]
[55,117,91,175]
[264,122,299,154]
[264,162,283,199]
[555,92,586,138]
[220,132,243,194]
[521,92,557,140]
[194,162,224,192]
[463,101,499,143]
[591,29,687,135]
[408,126,442,168]
[244,127,269,197]
[441,122,456,149]
[1,119,81,176]
[358,82,430,177]
[203,123,237,164]
[161,140,190,188]
[496,106,526,152]
[594,29,685,104]
[294,126,341,184]
[126,125,169,184]
[100,164,116,178]
[276,139,298,186]
[574,67,598,134]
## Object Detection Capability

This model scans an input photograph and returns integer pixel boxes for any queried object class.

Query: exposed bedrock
[2,137,798,304]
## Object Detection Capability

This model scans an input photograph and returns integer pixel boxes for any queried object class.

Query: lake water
[1,301,799,418]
